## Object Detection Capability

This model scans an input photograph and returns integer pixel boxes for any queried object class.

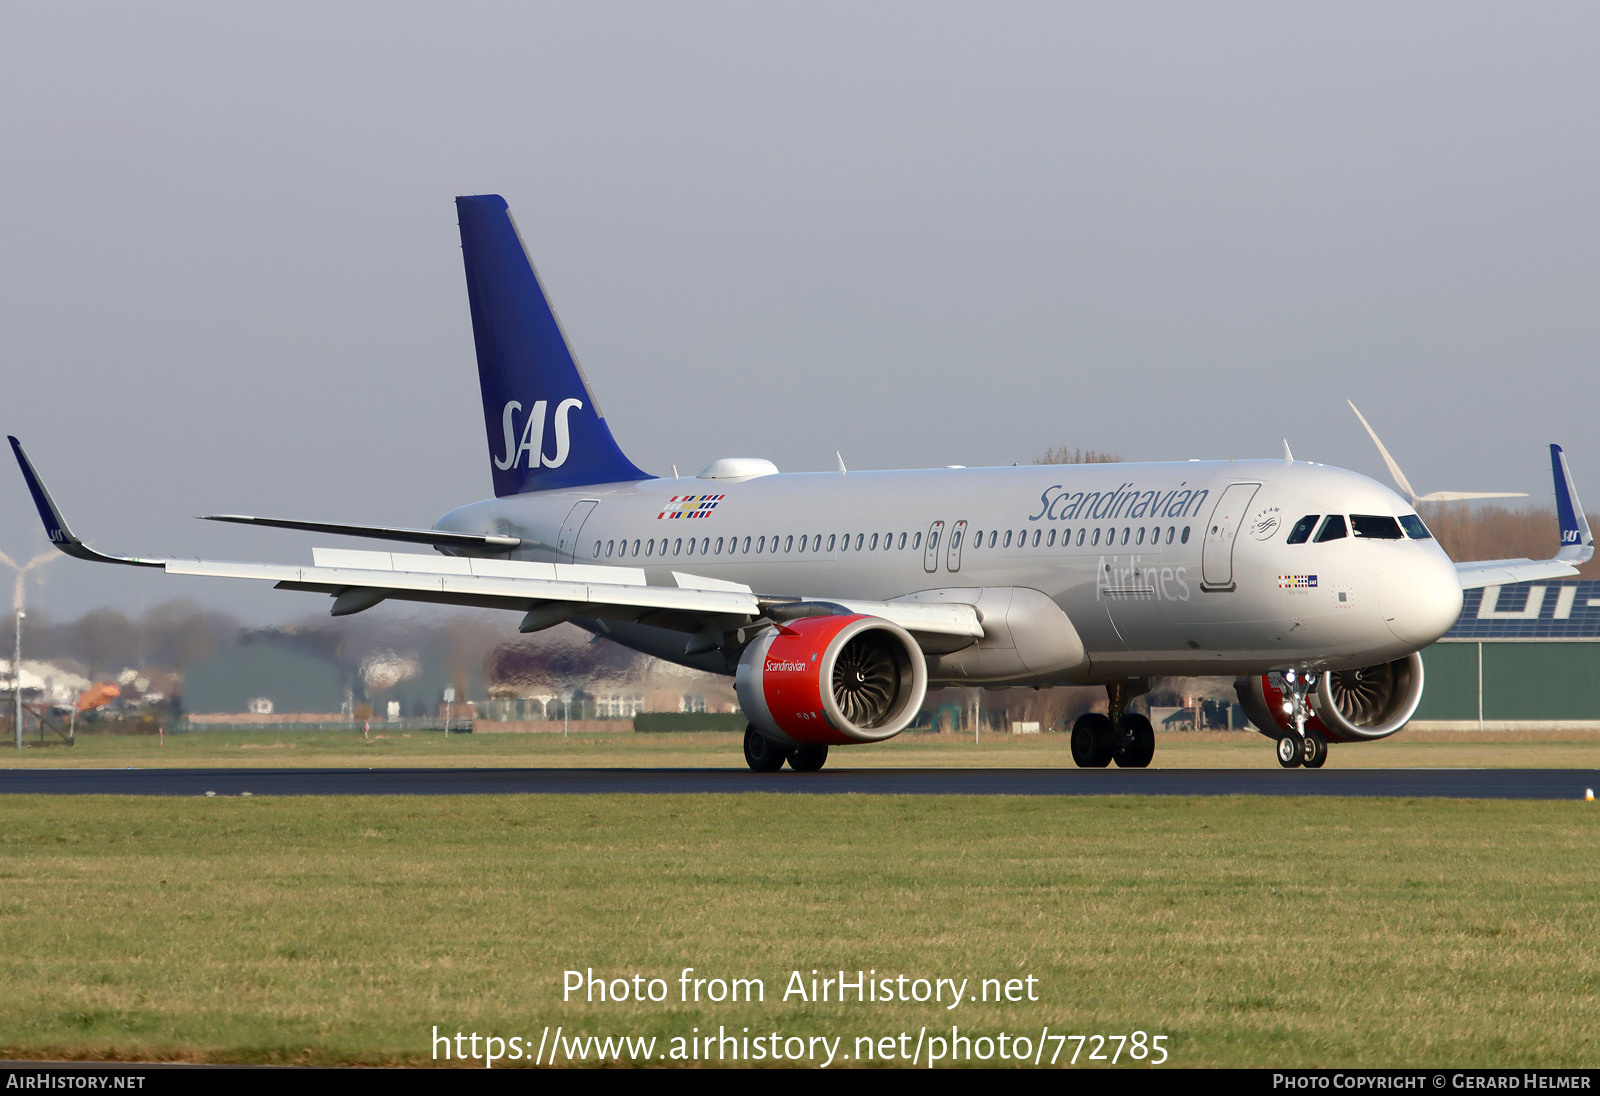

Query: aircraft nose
[1378,552,1463,647]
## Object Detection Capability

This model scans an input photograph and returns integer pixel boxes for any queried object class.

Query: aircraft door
[557,499,600,562]
[923,521,945,573]
[1201,483,1261,592]
[946,520,967,572]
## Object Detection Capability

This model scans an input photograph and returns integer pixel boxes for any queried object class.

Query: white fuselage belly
[436,458,1464,683]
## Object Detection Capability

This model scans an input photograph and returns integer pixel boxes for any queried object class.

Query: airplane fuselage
[436,457,1464,684]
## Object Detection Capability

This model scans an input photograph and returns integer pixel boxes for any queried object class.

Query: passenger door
[1201,483,1261,591]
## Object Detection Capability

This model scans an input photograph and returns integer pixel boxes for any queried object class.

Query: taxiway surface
[0,767,1594,798]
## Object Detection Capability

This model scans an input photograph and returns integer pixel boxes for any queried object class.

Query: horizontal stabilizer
[203,514,520,553]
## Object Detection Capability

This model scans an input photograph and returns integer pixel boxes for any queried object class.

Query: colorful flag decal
[657,494,725,520]
[1278,574,1318,589]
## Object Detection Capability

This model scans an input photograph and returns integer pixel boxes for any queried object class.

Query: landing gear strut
[1071,679,1155,769]
[1273,669,1328,769]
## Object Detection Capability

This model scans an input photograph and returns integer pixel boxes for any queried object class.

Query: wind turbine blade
[1348,400,1419,504]
[0,549,16,570]
[1415,491,1529,502]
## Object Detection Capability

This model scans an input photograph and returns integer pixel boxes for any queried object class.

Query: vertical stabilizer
[456,194,651,495]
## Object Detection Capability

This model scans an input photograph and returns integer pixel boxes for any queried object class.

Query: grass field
[5,726,1600,770]
[0,793,1596,1067]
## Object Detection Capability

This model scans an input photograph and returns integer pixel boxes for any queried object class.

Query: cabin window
[1003,530,1012,548]
[855,534,864,550]
[1136,527,1145,545]
[827,534,836,551]
[1046,529,1056,547]
[913,532,922,550]
[701,538,710,554]
[633,539,641,556]
[1091,529,1100,546]
[1180,526,1190,544]
[1286,515,1319,545]
[785,535,794,552]
[1314,515,1347,543]
[757,536,765,553]
[606,540,615,557]
[1400,515,1433,540]
[715,537,725,554]
[673,538,682,555]
[645,539,653,556]
[898,532,907,550]
[1077,529,1086,546]
[740,536,749,553]
[1120,528,1130,546]
[1165,527,1175,545]
[1351,514,1404,540]
[869,533,878,551]
[592,542,601,558]
[813,534,822,551]
[1031,529,1041,547]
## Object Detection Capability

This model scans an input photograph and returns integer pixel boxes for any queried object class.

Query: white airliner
[10,195,1593,771]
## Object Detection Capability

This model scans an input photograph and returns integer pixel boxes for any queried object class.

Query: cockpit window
[1351,514,1404,540]
[1399,514,1433,540]
[1286,515,1319,545]
[1313,514,1348,543]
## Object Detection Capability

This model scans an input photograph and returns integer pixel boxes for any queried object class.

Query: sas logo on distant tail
[494,399,581,470]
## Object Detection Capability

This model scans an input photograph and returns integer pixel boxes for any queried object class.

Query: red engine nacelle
[1234,651,1426,743]
[735,614,928,747]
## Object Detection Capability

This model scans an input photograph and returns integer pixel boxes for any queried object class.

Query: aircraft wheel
[1115,713,1155,768]
[1276,734,1303,768]
[743,725,787,772]
[1071,713,1115,768]
[1300,730,1328,769]
[787,745,829,772]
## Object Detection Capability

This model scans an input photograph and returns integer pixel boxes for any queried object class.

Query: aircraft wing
[8,436,982,646]
[1454,444,1594,590]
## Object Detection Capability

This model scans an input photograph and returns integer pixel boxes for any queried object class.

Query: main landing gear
[1273,669,1328,769]
[1071,679,1155,769]
[743,725,829,772]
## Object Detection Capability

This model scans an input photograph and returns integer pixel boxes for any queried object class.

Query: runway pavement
[0,766,1595,798]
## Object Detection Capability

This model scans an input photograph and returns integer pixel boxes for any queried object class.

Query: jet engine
[735,614,928,746]
[1234,651,1426,743]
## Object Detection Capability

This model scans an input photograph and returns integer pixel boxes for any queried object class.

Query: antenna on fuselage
[1283,439,1294,465]
[835,451,847,476]
[1348,400,1528,506]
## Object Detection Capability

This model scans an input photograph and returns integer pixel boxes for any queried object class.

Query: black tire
[743,725,787,772]
[1301,730,1328,769]
[1115,712,1155,768]
[1071,713,1115,768]
[1276,734,1303,768]
[787,745,829,772]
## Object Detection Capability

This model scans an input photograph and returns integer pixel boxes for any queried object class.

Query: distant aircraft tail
[456,194,651,496]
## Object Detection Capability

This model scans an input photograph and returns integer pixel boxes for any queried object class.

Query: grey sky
[3,2,1597,622]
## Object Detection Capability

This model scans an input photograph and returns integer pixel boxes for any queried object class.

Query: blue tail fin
[456,194,651,495]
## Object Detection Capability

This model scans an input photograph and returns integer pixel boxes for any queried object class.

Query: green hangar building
[1412,580,1600,729]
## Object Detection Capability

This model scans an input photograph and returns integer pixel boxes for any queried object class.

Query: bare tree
[1034,446,1121,465]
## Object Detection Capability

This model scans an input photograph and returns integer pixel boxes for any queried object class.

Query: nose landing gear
[1273,669,1328,769]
